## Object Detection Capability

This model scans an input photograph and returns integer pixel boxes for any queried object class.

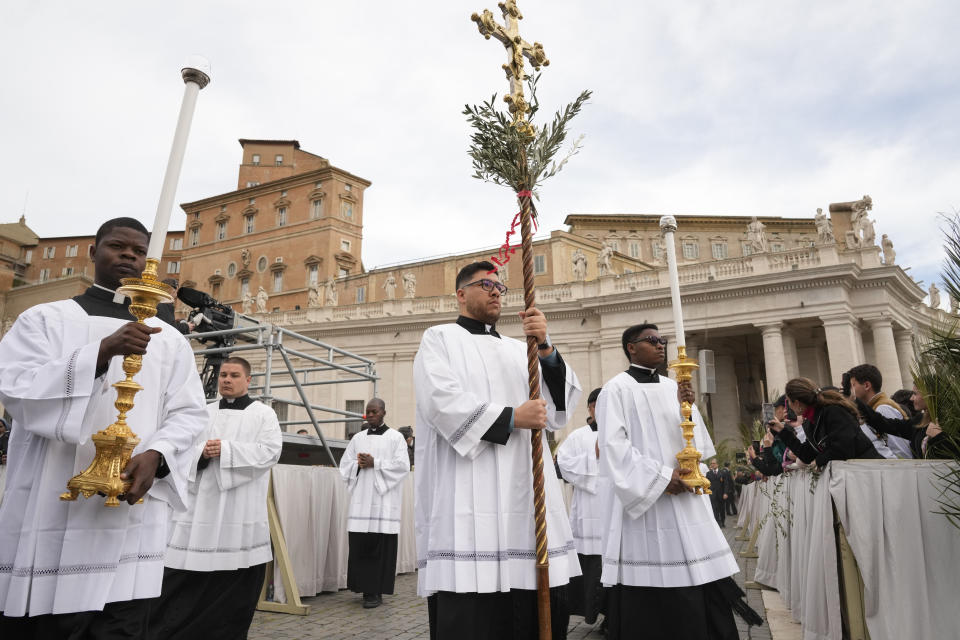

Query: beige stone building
[1,140,946,450]
[263,203,939,448]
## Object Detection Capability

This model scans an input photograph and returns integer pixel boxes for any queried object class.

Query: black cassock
[347,424,400,597]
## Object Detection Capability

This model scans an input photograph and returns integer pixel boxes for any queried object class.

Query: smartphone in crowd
[751,439,761,452]
[761,402,775,425]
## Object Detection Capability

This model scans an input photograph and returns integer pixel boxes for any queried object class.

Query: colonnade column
[894,330,915,390]
[760,323,789,399]
[869,318,903,392]
[822,316,864,386]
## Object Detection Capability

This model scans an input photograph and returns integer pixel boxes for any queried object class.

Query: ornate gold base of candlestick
[669,345,712,495]
[60,259,173,507]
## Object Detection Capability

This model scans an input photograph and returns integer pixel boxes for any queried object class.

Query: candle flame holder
[60,259,173,507]
[669,345,712,495]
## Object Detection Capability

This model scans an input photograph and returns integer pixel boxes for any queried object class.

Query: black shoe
[363,593,381,609]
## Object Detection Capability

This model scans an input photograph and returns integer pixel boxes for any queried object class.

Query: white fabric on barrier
[775,474,797,606]
[269,465,416,602]
[787,469,812,619]
[753,478,778,587]
[398,471,416,573]
[830,460,960,640]
[752,462,960,640]
[799,466,842,640]
[735,482,755,529]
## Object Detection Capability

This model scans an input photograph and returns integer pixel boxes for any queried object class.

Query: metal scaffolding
[186,322,378,466]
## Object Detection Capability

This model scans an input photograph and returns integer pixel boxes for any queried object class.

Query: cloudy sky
[2,1,956,304]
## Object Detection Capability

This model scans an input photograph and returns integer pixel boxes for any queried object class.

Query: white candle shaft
[662,228,686,349]
[146,79,203,260]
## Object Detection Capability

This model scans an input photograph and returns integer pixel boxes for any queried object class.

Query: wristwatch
[154,452,170,479]
[538,334,552,351]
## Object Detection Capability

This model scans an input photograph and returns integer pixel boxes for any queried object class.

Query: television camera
[176,286,259,399]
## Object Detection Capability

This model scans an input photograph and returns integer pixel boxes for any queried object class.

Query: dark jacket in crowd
[706,469,727,503]
[776,404,882,467]
[750,446,784,477]
[856,400,959,459]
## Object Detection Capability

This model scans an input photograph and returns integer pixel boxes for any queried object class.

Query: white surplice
[0,301,208,616]
[165,399,282,571]
[597,372,739,588]
[339,426,410,534]
[413,323,582,597]
[556,424,610,556]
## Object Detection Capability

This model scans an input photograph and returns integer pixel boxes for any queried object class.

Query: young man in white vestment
[149,356,282,639]
[339,397,410,608]
[596,324,762,640]
[414,261,582,640]
[0,218,209,638]
[556,387,609,627]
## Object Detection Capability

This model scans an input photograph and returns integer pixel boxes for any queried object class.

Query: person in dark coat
[721,462,737,516]
[705,459,726,527]
[767,377,882,467]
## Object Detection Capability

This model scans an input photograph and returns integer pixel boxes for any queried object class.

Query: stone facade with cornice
[0,140,944,450]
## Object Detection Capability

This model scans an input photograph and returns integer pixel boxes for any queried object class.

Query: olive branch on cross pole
[466,2,590,638]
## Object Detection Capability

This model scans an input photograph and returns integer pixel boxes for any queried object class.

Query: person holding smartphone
[747,396,792,476]
[766,378,882,468]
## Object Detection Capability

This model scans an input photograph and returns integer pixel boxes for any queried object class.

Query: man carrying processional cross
[415,3,590,638]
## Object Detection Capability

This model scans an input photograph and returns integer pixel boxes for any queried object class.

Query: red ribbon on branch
[487,192,538,273]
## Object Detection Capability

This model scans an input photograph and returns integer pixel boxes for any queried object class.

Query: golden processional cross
[471,2,553,638]
[472,0,549,136]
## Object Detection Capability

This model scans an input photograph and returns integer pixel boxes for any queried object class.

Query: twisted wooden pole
[517,184,551,640]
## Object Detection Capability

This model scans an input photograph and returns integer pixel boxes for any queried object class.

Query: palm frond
[464,74,591,194]
[915,212,960,529]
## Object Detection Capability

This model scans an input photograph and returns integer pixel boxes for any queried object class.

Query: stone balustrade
[249,243,875,326]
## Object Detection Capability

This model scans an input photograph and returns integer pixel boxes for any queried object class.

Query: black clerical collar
[626,364,660,384]
[73,286,136,321]
[366,423,388,435]
[219,394,254,410]
[456,315,500,338]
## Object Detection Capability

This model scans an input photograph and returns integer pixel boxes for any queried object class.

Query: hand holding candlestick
[659,215,712,495]
[61,59,210,507]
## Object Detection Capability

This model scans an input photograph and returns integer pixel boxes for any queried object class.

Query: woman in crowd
[856,386,956,459]
[767,377,882,467]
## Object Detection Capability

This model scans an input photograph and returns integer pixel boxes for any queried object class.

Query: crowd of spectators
[743,362,951,483]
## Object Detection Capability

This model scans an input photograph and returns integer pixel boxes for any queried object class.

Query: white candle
[659,215,685,349]
[146,58,211,260]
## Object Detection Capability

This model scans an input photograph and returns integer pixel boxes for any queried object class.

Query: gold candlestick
[60,259,173,507]
[669,345,712,495]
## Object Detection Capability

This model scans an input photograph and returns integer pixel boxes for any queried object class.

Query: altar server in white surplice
[556,387,610,626]
[340,398,410,609]
[597,323,762,640]
[150,356,282,640]
[0,218,208,639]
[414,261,582,640]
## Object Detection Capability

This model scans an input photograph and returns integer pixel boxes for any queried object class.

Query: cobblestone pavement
[250,518,771,640]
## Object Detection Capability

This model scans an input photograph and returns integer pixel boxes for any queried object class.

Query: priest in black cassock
[596,324,762,640]
[0,218,208,638]
[414,261,582,640]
